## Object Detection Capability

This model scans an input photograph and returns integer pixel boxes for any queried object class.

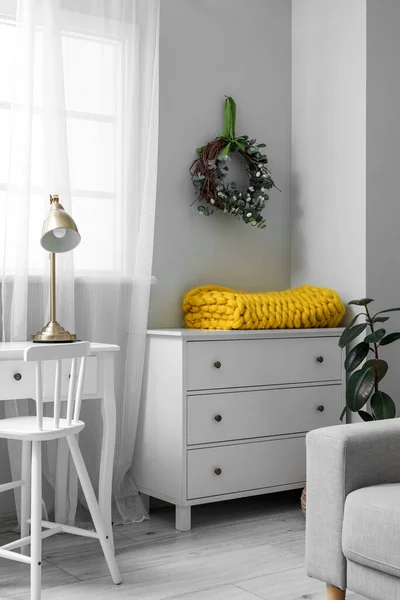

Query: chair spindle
[73,357,87,423]
[53,360,62,429]
[66,358,77,426]
[35,363,43,431]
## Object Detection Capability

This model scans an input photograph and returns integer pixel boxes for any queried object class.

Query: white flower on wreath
[249,186,254,192]
[256,172,261,177]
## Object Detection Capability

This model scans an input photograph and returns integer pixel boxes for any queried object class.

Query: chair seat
[343,483,400,578]
[0,416,85,441]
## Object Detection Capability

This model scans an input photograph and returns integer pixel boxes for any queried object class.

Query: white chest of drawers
[132,328,345,531]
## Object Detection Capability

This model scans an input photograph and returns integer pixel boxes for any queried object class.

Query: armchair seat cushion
[343,483,400,578]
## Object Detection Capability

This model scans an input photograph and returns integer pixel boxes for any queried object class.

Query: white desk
[0,341,119,538]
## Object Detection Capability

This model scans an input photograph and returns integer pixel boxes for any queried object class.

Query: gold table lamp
[32,194,81,343]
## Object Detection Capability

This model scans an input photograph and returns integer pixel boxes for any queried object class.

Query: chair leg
[20,441,31,556]
[327,584,346,599]
[66,435,121,585]
[31,442,42,600]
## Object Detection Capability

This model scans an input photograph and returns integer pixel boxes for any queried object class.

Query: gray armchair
[306,418,400,600]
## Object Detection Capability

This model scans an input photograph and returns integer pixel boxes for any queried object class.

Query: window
[0,10,124,274]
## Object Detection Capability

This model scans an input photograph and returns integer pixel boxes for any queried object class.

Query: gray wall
[366,0,400,403]
[149,0,292,328]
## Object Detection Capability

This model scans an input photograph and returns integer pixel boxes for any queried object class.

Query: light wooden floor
[0,491,368,600]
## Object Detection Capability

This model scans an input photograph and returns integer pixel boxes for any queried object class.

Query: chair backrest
[24,341,91,431]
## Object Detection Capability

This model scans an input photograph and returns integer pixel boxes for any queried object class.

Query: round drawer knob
[13,373,22,381]
[316,356,324,363]
[214,414,222,423]
[214,468,222,476]
[214,361,222,369]
[317,405,325,412]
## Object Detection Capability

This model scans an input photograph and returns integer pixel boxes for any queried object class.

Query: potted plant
[338,297,400,421]
[302,297,400,516]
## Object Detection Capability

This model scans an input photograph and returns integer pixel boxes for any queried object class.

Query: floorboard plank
[4,544,302,600]
[45,510,304,581]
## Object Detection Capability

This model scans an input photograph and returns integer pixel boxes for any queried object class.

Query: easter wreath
[189,97,278,229]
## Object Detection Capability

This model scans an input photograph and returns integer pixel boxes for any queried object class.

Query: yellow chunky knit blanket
[183,285,345,330]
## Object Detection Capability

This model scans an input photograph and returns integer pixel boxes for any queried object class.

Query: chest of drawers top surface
[147,328,344,339]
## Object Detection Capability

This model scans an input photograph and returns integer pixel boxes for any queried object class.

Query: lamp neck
[50,253,56,323]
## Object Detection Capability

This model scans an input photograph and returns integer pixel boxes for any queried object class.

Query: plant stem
[365,306,379,392]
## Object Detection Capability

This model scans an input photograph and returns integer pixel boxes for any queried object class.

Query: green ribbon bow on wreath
[219,96,248,156]
[196,96,249,155]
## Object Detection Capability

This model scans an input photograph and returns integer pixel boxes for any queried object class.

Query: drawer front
[0,357,97,401]
[187,384,342,445]
[44,356,98,398]
[0,361,37,400]
[187,437,306,499]
[186,337,341,390]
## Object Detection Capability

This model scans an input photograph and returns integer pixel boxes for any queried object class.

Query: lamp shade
[40,196,81,253]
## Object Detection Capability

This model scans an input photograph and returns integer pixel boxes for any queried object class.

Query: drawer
[187,384,342,445]
[187,436,306,499]
[0,357,97,401]
[186,337,341,390]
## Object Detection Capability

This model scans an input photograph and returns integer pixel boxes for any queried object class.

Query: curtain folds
[0,0,159,524]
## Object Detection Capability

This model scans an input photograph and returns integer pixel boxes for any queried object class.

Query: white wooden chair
[0,341,121,600]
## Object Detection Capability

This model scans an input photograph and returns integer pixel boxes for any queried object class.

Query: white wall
[149,0,292,328]
[291,0,367,311]
[366,0,400,401]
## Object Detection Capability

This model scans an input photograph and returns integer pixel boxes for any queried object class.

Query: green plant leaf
[344,342,369,372]
[346,368,375,412]
[362,359,388,382]
[364,329,386,344]
[338,323,367,348]
[380,332,400,346]
[374,307,400,316]
[358,410,375,422]
[348,298,374,306]
[372,316,390,324]
[339,406,347,422]
[346,313,364,329]
[371,391,396,420]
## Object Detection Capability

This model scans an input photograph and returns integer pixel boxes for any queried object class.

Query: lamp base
[32,321,77,343]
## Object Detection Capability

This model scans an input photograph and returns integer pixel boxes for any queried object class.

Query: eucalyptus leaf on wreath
[339,298,400,421]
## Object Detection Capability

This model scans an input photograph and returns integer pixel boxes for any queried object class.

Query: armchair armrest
[306,418,400,590]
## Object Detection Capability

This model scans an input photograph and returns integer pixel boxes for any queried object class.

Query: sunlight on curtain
[0,0,159,524]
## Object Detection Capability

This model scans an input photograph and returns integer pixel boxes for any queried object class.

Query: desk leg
[98,353,116,547]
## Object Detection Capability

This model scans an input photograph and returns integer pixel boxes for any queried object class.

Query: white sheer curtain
[0,0,159,524]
